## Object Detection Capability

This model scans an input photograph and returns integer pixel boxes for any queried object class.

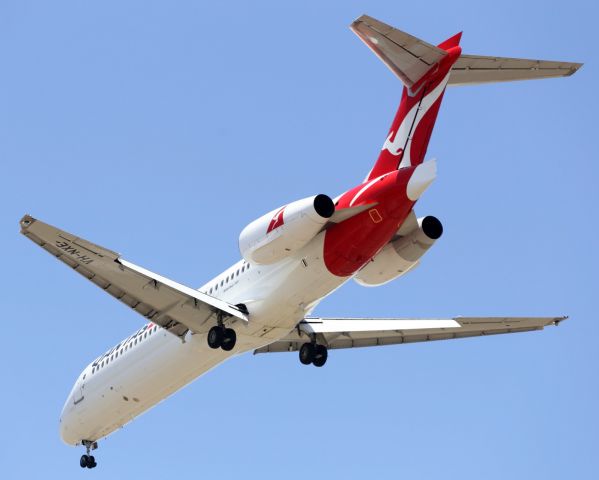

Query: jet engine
[239,194,335,265]
[354,215,443,286]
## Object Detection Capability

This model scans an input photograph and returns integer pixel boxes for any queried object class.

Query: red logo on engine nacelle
[267,207,285,233]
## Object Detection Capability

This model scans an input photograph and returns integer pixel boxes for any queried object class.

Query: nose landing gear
[299,342,328,367]
[80,440,98,469]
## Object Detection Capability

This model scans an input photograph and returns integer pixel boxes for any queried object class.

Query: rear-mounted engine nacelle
[239,194,335,265]
[354,215,443,287]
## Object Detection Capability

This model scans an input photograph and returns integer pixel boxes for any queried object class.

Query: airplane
[20,15,581,469]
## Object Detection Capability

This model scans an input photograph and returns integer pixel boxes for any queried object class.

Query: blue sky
[1,1,597,478]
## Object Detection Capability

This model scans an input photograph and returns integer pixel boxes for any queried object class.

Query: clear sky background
[1,1,596,478]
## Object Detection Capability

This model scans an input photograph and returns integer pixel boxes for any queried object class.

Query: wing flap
[254,316,566,353]
[20,215,248,338]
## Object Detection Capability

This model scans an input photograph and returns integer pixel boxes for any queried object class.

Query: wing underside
[254,316,566,354]
[20,215,248,338]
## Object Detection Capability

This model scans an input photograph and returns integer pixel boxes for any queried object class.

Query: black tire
[207,326,223,349]
[87,455,96,469]
[299,343,315,365]
[221,328,236,351]
[312,345,328,367]
[80,455,89,468]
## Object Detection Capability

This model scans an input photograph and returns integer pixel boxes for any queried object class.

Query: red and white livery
[20,15,581,469]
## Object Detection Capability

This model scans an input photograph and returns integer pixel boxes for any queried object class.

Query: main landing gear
[207,325,236,351]
[79,440,98,469]
[299,342,328,367]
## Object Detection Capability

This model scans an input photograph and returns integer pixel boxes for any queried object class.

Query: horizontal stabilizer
[351,14,447,88]
[448,54,582,86]
[351,14,582,87]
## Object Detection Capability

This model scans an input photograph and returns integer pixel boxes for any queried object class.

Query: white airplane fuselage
[60,232,344,444]
[43,15,580,461]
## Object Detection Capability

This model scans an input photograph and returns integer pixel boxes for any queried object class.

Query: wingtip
[20,214,36,232]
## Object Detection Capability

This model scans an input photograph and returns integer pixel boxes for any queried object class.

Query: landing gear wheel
[207,326,223,349]
[80,440,98,468]
[80,454,96,469]
[221,328,236,351]
[299,343,315,365]
[312,345,328,367]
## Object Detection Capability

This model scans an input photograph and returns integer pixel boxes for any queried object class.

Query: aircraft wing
[254,316,566,353]
[20,215,248,339]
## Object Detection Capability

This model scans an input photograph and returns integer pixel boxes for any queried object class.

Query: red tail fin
[351,16,461,180]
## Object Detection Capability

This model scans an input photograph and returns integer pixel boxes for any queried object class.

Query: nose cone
[406,159,437,201]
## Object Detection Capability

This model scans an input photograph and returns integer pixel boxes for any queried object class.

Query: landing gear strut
[207,325,236,351]
[80,440,98,469]
[299,342,328,367]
